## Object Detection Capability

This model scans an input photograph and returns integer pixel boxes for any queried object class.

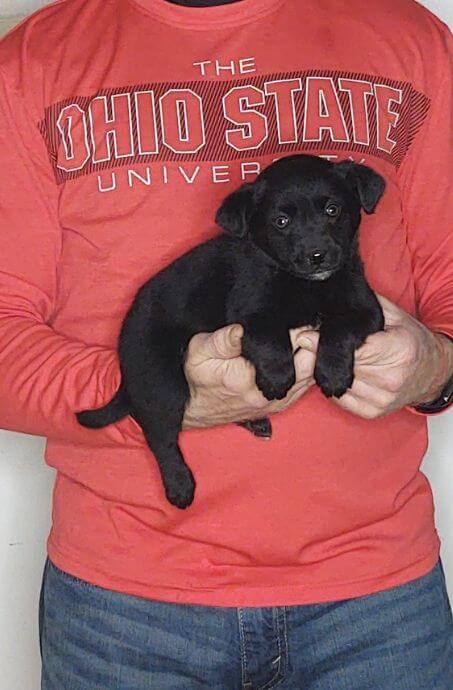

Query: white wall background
[0,1,451,689]
[0,0,47,17]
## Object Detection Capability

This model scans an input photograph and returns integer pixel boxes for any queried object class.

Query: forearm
[0,315,139,447]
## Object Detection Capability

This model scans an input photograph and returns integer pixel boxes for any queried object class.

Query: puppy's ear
[215,179,266,238]
[335,161,386,214]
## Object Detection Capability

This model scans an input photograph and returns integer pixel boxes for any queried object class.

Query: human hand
[301,295,453,419]
[182,323,317,429]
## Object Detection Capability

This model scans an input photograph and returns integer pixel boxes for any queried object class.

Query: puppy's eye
[325,203,341,218]
[273,215,291,229]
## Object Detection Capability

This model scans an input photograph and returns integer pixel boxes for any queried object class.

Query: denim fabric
[40,559,453,689]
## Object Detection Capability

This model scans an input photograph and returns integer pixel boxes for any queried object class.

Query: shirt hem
[47,539,441,608]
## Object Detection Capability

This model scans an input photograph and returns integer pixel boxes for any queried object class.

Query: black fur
[77,155,385,509]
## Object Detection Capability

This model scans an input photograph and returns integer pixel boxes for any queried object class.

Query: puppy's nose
[308,251,326,266]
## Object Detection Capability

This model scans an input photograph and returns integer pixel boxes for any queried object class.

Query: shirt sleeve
[0,66,139,448]
[398,26,453,415]
[397,31,453,341]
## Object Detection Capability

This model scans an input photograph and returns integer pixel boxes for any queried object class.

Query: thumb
[375,293,405,327]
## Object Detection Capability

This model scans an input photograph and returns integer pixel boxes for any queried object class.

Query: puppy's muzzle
[308,250,327,267]
[296,246,341,280]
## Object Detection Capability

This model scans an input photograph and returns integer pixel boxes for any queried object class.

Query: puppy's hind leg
[126,331,195,509]
[237,418,272,440]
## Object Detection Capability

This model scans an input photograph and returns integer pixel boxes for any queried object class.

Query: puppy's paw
[163,465,195,509]
[315,363,353,399]
[256,366,296,401]
[238,418,273,440]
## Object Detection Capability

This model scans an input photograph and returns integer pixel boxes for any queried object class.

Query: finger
[187,324,243,364]
[340,377,396,410]
[355,328,401,365]
[294,346,317,382]
[352,360,403,390]
[295,330,319,353]
[290,326,318,351]
[222,355,257,394]
[244,387,269,409]
[284,378,314,404]
[331,392,380,419]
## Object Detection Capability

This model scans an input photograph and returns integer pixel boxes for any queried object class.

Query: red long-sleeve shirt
[0,0,451,606]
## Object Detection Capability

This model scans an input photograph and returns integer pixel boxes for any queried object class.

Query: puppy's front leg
[241,314,295,401]
[314,323,357,399]
[315,305,383,399]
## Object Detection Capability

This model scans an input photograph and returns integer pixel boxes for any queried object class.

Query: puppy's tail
[76,385,131,429]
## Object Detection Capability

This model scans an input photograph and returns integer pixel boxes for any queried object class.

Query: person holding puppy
[0,0,452,688]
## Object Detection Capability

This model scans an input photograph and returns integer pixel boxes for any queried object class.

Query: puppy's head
[215,155,385,281]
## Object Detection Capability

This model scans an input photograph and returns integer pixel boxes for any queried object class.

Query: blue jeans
[40,559,453,689]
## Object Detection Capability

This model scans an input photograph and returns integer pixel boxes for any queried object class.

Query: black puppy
[77,155,385,509]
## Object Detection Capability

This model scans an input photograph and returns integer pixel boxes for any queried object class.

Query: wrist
[413,333,453,406]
